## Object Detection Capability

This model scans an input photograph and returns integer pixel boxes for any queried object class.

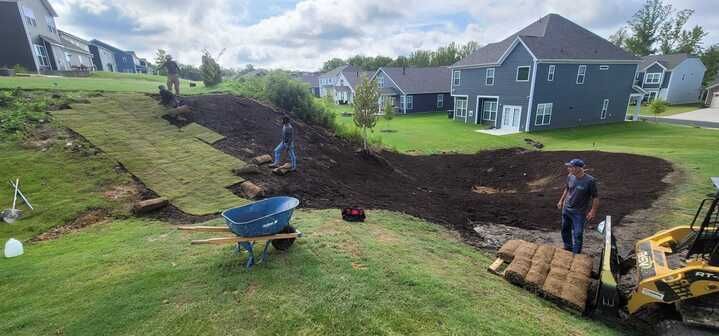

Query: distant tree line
[320,41,480,72]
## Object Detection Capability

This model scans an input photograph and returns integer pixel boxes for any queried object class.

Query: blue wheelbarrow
[178,196,302,269]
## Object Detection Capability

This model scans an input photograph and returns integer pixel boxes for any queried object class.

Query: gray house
[0,0,92,73]
[371,66,454,114]
[88,42,117,72]
[318,65,347,98]
[57,30,94,70]
[450,13,640,132]
[635,54,706,104]
[334,66,372,104]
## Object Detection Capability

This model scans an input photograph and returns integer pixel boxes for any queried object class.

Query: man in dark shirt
[158,85,179,107]
[161,55,181,96]
[556,158,599,254]
[269,117,296,171]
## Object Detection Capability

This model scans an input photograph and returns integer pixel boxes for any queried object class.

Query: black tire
[271,225,296,251]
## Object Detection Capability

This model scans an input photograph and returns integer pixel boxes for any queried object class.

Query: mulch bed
[171,94,672,243]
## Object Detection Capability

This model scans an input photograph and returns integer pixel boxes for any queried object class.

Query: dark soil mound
[177,94,672,242]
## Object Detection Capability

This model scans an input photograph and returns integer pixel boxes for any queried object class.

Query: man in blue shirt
[556,158,599,254]
[269,117,296,171]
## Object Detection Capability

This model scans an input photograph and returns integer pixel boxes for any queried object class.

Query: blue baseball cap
[565,158,585,167]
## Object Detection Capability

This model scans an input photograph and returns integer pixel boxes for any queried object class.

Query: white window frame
[647,91,658,101]
[576,65,586,84]
[23,6,37,26]
[65,52,72,63]
[547,65,555,81]
[454,97,468,117]
[452,70,461,86]
[485,68,495,86]
[599,65,609,70]
[405,95,413,110]
[34,44,49,67]
[644,72,662,85]
[482,101,498,121]
[516,66,530,82]
[377,74,384,88]
[534,103,553,126]
[601,99,609,120]
[46,15,56,32]
[436,94,444,109]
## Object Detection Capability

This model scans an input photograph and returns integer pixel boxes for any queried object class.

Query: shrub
[200,50,222,87]
[264,71,336,128]
[0,90,48,137]
[649,99,668,117]
[12,64,29,73]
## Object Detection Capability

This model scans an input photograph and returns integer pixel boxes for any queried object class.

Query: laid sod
[53,93,248,215]
[0,211,623,336]
[179,123,226,144]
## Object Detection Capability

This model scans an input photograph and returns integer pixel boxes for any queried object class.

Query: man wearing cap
[556,158,599,254]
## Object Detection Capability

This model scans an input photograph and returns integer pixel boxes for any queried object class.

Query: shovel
[8,180,33,210]
[2,179,22,224]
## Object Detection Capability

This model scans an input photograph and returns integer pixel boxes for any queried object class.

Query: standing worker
[160,55,181,96]
[269,117,297,171]
[556,158,599,254]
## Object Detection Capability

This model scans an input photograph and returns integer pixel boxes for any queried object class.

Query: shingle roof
[453,14,639,67]
[639,53,694,71]
[297,72,320,87]
[40,34,90,55]
[320,64,350,79]
[342,68,373,90]
[380,67,452,94]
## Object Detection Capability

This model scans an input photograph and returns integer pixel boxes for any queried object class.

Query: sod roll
[533,245,556,264]
[569,254,593,276]
[525,261,551,292]
[514,242,538,261]
[550,248,574,270]
[560,284,588,312]
[504,257,532,286]
[497,239,524,262]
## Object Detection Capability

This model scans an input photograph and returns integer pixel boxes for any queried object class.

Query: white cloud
[51,0,719,71]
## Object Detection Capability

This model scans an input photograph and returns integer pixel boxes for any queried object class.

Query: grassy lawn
[53,93,248,215]
[626,102,703,117]
[0,71,225,94]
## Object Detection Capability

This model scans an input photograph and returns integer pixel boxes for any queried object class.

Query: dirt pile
[174,94,672,243]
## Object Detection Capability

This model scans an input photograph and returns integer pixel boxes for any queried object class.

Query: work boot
[268,163,279,168]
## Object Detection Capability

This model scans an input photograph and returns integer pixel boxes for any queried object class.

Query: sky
[51,0,719,71]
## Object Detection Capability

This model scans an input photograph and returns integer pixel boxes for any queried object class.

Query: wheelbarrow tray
[221,196,300,237]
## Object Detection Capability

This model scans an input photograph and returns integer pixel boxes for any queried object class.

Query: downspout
[525,59,538,132]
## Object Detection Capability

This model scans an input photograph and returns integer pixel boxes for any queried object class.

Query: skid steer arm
[594,216,624,316]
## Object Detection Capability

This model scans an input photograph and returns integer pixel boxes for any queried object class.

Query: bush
[264,72,336,128]
[0,90,48,137]
[649,99,668,117]
[12,64,29,73]
[200,50,222,87]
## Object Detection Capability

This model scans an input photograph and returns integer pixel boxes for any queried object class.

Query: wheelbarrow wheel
[271,225,296,251]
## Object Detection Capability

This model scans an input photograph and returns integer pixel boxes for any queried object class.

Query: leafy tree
[676,26,708,54]
[624,0,672,56]
[200,49,222,86]
[382,99,394,131]
[409,50,432,67]
[179,64,202,81]
[701,44,719,86]
[649,99,668,120]
[154,49,168,75]
[321,58,347,72]
[458,41,480,58]
[352,76,379,151]
[609,27,629,49]
[264,71,336,127]
[657,9,707,54]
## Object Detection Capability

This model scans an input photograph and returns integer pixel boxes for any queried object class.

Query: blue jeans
[273,142,296,169]
[561,209,586,254]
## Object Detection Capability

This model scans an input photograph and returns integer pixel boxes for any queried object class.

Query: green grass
[0,71,225,94]
[0,209,623,335]
[626,103,703,117]
[53,93,248,215]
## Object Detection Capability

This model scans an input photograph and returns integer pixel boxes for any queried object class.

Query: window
[547,65,555,81]
[644,72,661,85]
[535,103,553,126]
[601,99,609,120]
[516,66,530,82]
[34,44,49,67]
[485,68,495,85]
[681,74,686,81]
[647,91,658,101]
[482,101,498,121]
[452,70,461,86]
[599,65,609,70]
[405,95,413,110]
[22,6,37,26]
[377,74,384,87]
[576,65,587,84]
[65,52,72,63]
[436,94,444,109]
[454,97,468,117]
[46,16,56,32]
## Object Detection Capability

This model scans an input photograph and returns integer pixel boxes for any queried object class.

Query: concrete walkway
[641,108,719,128]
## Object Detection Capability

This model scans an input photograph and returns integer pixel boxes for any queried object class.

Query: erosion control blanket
[495,239,593,313]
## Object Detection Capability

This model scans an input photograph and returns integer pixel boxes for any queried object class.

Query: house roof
[296,72,320,87]
[89,39,124,53]
[341,68,373,90]
[453,13,639,68]
[380,67,452,94]
[639,53,695,71]
[58,30,89,44]
[40,34,91,55]
[320,64,350,79]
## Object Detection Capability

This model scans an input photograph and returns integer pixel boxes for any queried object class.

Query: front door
[501,105,522,131]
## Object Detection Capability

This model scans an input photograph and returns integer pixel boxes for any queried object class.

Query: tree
[624,0,672,56]
[154,49,168,75]
[609,27,629,49]
[458,41,480,59]
[701,45,719,86]
[656,9,707,55]
[200,49,222,87]
[352,76,379,151]
[321,58,346,72]
[676,26,708,54]
[382,98,394,132]
[649,99,667,121]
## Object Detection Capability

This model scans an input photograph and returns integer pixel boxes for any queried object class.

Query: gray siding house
[57,30,94,70]
[371,67,454,114]
[450,14,640,132]
[319,65,347,98]
[0,0,91,73]
[334,66,372,104]
[635,54,706,104]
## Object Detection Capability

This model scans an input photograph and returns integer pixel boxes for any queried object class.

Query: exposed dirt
[170,94,673,247]
[31,209,110,242]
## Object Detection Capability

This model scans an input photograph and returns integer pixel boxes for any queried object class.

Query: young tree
[624,0,672,56]
[382,99,394,131]
[352,76,379,152]
[154,49,168,75]
[200,49,222,87]
[649,99,668,121]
